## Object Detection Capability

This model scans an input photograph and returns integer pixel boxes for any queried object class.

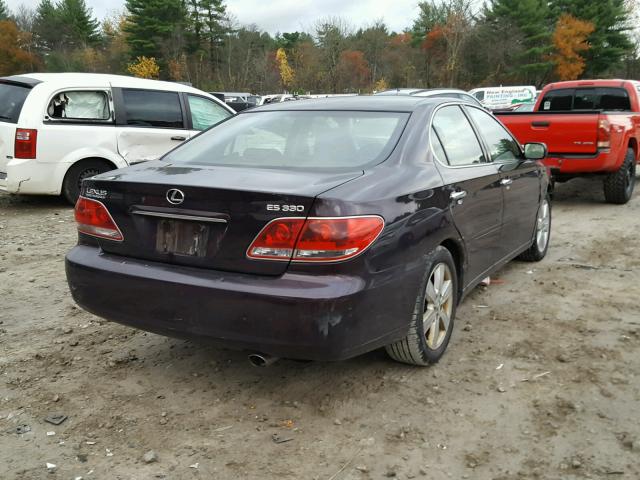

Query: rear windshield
[0,82,31,123]
[164,110,410,169]
[540,87,631,111]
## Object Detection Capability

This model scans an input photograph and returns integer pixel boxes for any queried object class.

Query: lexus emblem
[166,188,185,205]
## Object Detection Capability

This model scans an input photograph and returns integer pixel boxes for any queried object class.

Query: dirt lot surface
[1,178,639,480]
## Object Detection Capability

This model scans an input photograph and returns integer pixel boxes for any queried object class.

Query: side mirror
[524,142,547,160]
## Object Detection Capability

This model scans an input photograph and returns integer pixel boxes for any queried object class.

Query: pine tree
[550,0,632,76]
[482,0,554,85]
[0,0,9,21]
[34,0,63,52]
[58,0,101,48]
[124,0,187,60]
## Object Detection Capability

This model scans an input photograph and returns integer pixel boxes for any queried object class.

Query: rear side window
[432,106,485,166]
[0,83,31,123]
[187,95,231,131]
[541,89,574,111]
[47,90,110,121]
[541,87,631,111]
[122,89,184,128]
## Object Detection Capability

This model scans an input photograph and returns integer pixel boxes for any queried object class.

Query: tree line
[0,0,638,93]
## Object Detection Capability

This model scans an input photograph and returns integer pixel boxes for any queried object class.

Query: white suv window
[47,91,110,121]
[187,95,231,131]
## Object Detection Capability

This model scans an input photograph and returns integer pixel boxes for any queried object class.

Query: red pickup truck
[496,80,640,204]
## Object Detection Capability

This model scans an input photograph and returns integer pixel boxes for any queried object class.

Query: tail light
[597,118,611,149]
[74,196,123,241]
[15,128,37,159]
[247,216,384,262]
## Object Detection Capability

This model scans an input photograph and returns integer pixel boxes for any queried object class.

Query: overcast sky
[5,0,423,34]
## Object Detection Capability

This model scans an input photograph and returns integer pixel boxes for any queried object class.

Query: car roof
[246,95,464,112]
[2,72,208,95]
[376,88,473,97]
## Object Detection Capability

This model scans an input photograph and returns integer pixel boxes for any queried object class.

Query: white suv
[0,73,235,203]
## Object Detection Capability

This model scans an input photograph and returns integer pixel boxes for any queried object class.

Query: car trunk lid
[81,162,363,275]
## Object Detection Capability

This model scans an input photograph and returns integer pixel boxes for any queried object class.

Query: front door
[113,87,189,165]
[432,105,504,284]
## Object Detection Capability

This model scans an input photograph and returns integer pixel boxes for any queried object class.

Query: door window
[47,91,110,120]
[187,95,232,131]
[466,107,521,163]
[122,89,183,128]
[432,106,485,166]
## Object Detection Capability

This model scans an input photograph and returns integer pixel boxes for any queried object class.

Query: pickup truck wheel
[62,159,114,205]
[385,246,457,366]
[603,148,636,204]
[519,195,551,262]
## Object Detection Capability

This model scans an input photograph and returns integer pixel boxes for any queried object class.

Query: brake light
[247,216,384,262]
[597,118,611,149]
[14,128,37,159]
[74,196,123,241]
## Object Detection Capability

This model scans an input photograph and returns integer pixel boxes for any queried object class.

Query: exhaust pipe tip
[248,352,279,367]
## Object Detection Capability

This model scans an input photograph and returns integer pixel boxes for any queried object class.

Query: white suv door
[114,88,190,164]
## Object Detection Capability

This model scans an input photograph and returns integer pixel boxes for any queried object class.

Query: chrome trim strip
[132,210,228,223]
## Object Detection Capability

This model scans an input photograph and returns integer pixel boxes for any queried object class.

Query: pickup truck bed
[496,80,640,204]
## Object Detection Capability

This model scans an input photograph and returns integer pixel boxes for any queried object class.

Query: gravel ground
[1,177,639,480]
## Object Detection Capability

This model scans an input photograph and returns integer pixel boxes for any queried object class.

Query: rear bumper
[543,150,617,175]
[0,158,67,195]
[65,245,420,361]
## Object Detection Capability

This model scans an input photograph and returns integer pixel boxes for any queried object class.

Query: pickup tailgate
[496,112,599,155]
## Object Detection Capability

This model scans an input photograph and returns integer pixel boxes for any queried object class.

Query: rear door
[465,106,541,256]
[113,87,190,165]
[431,105,503,283]
[0,80,34,185]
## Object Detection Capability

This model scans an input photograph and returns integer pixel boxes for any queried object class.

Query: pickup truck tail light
[74,196,124,241]
[14,128,37,159]
[247,216,385,262]
[597,118,611,149]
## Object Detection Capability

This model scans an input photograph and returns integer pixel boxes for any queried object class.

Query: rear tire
[385,246,457,366]
[603,148,636,204]
[519,195,551,262]
[62,159,114,205]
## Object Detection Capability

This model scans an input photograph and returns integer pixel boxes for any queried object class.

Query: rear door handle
[450,190,467,204]
[171,136,187,141]
[501,178,513,188]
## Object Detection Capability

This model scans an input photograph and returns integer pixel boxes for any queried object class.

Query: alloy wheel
[423,262,453,350]
[536,199,550,251]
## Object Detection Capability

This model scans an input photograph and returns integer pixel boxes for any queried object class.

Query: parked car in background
[66,96,551,366]
[210,92,261,111]
[496,79,640,204]
[0,73,235,203]
[469,85,537,110]
[375,88,484,108]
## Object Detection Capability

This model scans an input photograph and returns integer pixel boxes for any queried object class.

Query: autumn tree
[337,50,370,91]
[551,14,595,80]
[551,0,632,76]
[127,55,160,78]
[0,20,40,75]
[275,47,295,90]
